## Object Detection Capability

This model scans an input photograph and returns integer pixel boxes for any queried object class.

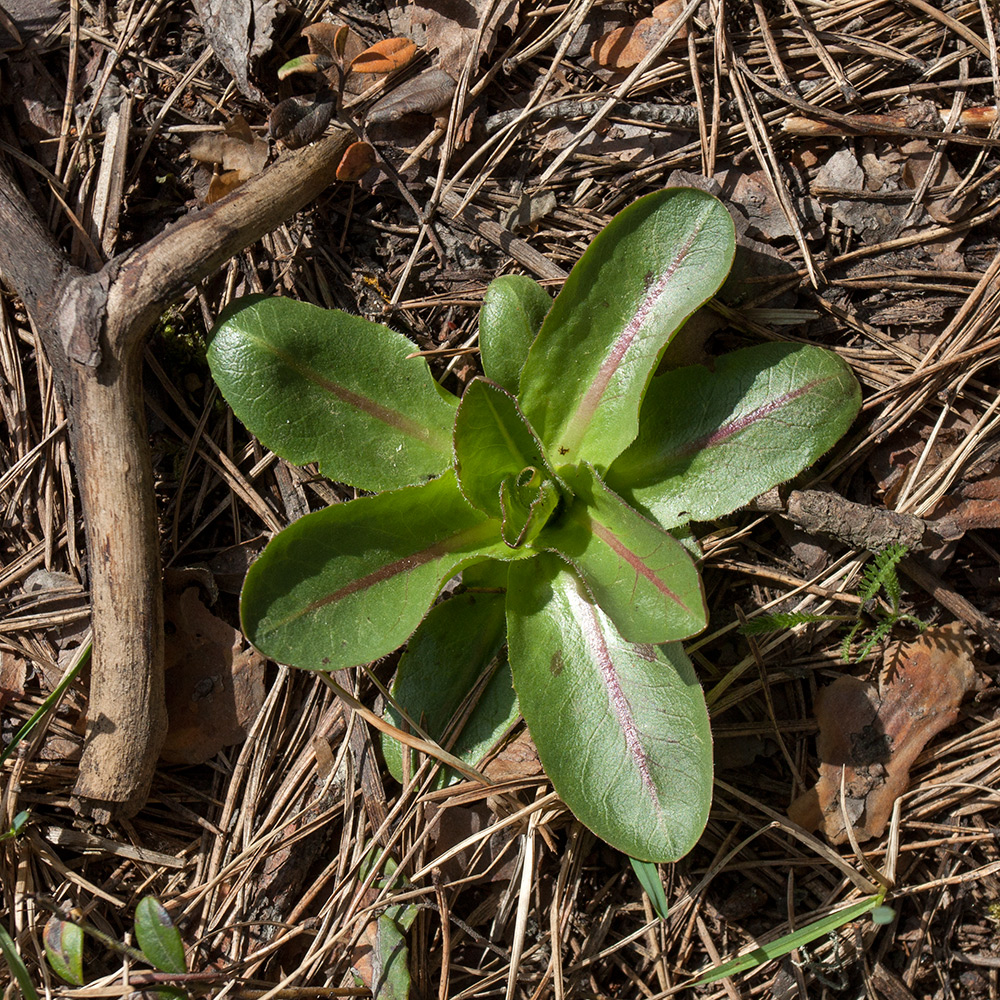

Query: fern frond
[852,617,896,663]
[740,612,845,636]
[857,544,907,606]
[841,618,864,662]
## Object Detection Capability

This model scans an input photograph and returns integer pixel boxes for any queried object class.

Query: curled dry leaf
[788,623,977,844]
[268,92,334,149]
[336,141,375,181]
[590,0,687,71]
[366,66,456,124]
[189,114,268,203]
[350,36,418,74]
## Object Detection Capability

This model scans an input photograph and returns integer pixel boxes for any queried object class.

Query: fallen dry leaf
[191,0,281,101]
[189,115,268,201]
[590,6,688,71]
[350,36,418,74]
[392,0,517,80]
[336,141,376,181]
[160,581,266,764]
[268,93,334,149]
[788,623,977,843]
[366,67,456,124]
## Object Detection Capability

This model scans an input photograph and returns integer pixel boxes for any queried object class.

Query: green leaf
[242,472,530,671]
[383,572,516,786]
[43,917,84,986]
[694,895,883,984]
[506,554,712,862]
[630,857,669,919]
[207,295,457,492]
[479,275,552,394]
[517,189,735,470]
[453,378,549,518]
[371,914,411,1000]
[134,897,186,974]
[0,923,39,1000]
[606,342,861,528]
[534,465,706,643]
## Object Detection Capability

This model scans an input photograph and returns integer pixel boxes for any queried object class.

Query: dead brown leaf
[160,581,266,765]
[392,0,517,80]
[788,623,978,843]
[366,67,456,124]
[191,0,281,101]
[590,3,688,71]
[189,114,269,202]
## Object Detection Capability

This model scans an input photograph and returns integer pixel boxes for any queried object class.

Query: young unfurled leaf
[453,378,550,518]
[507,554,712,862]
[134,897,186,974]
[479,275,552,395]
[241,472,531,671]
[500,472,560,547]
[535,464,706,643]
[606,342,861,528]
[517,188,735,470]
[43,917,84,985]
[207,296,457,492]
[350,37,418,74]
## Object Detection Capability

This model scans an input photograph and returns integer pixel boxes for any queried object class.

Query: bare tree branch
[0,126,354,819]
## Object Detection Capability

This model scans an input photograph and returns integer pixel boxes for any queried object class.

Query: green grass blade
[0,640,91,768]
[693,895,882,985]
[629,857,669,919]
[0,923,40,1000]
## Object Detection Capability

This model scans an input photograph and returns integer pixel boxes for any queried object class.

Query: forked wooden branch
[0,125,353,820]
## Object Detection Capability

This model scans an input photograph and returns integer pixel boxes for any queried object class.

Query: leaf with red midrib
[506,554,712,862]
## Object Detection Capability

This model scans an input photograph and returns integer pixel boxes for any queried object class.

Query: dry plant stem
[0,125,353,819]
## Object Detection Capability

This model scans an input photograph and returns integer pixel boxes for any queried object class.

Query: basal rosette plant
[207,188,861,862]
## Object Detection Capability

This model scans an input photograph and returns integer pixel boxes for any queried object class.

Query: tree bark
[0,126,354,819]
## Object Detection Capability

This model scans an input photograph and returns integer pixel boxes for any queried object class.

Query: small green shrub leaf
[241,472,529,670]
[517,188,735,470]
[453,378,549,518]
[506,554,712,862]
[479,275,552,394]
[534,465,706,643]
[607,342,861,528]
[207,296,457,492]
[383,571,516,786]
[134,897,186,974]
[43,917,84,985]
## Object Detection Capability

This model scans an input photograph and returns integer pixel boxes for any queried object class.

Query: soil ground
[3,1,1000,998]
